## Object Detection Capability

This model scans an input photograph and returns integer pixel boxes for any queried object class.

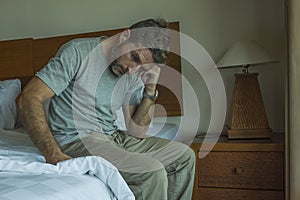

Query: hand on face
[110,43,161,92]
[136,64,161,94]
[109,38,163,93]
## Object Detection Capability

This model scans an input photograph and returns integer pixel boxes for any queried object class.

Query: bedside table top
[191,132,284,152]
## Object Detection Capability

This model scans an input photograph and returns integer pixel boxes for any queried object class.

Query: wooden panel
[33,22,182,116]
[0,38,34,80]
[198,151,284,190]
[192,133,285,152]
[198,188,284,200]
[156,22,182,116]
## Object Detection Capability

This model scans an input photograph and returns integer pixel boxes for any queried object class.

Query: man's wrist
[144,84,156,95]
[143,89,159,101]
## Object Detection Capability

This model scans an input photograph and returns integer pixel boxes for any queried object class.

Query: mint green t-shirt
[36,37,143,146]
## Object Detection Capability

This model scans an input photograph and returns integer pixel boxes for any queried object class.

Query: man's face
[110,42,154,77]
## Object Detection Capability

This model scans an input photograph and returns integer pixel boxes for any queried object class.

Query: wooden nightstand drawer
[198,151,284,190]
[199,188,284,200]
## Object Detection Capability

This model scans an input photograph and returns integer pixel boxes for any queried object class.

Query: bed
[0,22,182,199]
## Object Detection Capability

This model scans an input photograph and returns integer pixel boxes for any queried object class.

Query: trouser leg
[121,134,195,200]
[164,146,195,200]
[61,132,195,200]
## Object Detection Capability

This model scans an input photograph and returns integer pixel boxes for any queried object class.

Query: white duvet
[0,128,135,200]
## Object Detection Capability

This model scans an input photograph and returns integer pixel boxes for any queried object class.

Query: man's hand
[137,64,161,94]
[123,64,162,138]
[45,151,72,165]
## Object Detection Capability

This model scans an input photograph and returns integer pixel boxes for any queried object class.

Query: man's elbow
[16,92,35,113]
[16,93,24,112]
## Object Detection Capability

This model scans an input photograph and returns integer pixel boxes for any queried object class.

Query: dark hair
[128,18,169,63]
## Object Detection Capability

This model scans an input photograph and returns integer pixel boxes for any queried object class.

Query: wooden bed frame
[0,22,182,117]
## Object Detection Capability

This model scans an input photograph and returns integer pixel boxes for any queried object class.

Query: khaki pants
[61,131,195,200]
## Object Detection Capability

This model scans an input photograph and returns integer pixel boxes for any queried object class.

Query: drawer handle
[234,168,244,175]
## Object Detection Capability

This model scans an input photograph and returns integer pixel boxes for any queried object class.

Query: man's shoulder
[57,37,102,56]
[70,37,99,43]
[66,37,101,47]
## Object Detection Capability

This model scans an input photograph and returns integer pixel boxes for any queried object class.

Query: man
[17,18,195,200]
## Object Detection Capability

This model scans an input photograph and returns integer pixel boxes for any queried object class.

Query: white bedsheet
[0,172,112,200]
[0,128,135,200]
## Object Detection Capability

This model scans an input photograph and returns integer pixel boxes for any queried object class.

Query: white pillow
[0,79,21,129]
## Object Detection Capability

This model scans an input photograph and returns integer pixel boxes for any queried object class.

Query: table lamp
[217,40,278,139]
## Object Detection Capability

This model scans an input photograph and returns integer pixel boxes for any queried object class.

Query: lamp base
[227,128,272,139]
[227,73,272,140]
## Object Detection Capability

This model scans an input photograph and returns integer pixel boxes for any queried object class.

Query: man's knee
[184,146,196,164]
[152,167,168,182]
[172,142,196,165]
[126,168,168,200]
[143,168,168,191]
[121,163,167,185]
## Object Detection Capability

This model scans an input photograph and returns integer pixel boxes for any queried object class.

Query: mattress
[0,172,111,200]
[0,128,135,200]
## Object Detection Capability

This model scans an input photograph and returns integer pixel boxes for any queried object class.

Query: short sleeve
[36,41,80,96]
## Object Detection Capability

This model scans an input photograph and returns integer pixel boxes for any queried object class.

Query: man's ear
[119,29,131,43]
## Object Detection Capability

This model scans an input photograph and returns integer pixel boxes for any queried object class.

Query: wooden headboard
[0,22,182,116]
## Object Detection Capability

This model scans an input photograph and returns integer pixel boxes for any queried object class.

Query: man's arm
[17,77,71,164]
[122,98,155,138]
[123,64,160,138]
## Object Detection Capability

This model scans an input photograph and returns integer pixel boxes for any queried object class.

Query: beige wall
[289,0,300,198]
[0,0,286,134]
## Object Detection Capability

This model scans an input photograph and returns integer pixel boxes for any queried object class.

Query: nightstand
[191,133,285,200]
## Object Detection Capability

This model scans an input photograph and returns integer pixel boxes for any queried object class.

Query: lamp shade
[217,40,277,68]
